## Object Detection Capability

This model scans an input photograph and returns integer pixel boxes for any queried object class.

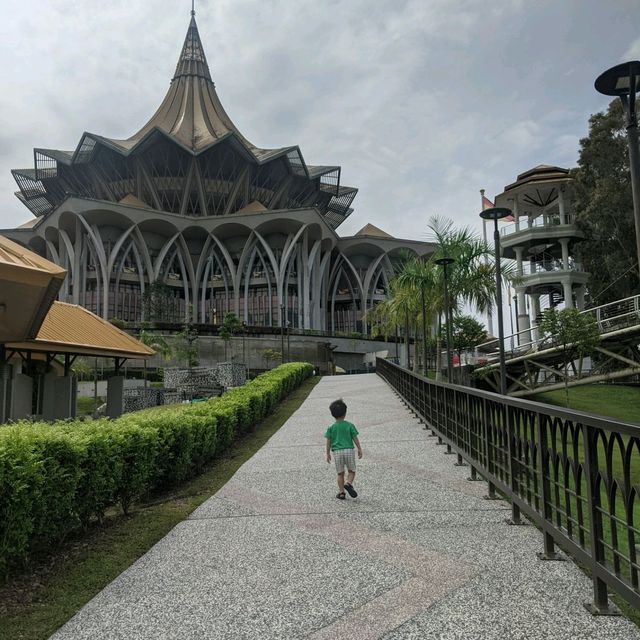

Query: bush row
[0,362,313,576]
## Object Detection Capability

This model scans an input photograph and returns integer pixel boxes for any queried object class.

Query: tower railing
[376,357,640,614]
[500,213,575,237]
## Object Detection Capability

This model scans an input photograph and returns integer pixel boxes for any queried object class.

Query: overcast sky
[1,0,640,241]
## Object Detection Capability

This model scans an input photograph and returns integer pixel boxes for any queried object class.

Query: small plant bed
[0,373,320,640]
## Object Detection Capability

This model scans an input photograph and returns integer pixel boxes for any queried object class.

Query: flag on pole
[482,195,495,210]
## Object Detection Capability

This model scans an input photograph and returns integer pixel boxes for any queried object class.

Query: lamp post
[595,62,640,282]
[479,206,512,395]
[435,257,455,383]
[242,320,247,365]
[280,303,285,363]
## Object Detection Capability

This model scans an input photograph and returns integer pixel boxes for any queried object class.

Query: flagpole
[480,189,494,336]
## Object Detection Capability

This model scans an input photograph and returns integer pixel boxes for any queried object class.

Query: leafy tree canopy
[441,315,487,354]
[573,99,639,304]
[219,312,242,342]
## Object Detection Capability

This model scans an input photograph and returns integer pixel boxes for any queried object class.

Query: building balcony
[500,214,584,258]
[517,259,589,295]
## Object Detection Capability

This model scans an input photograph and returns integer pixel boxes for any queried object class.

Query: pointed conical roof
[173,14,212,81]
[89,14,290,158]
[354,223,394,238]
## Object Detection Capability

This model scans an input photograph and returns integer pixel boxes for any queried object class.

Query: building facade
[3,13,431,333]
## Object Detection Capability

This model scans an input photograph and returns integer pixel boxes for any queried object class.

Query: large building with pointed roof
[3,12,432,333]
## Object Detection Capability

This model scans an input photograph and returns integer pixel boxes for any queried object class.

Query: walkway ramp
[51,375,640,639]
[476,294,640,396]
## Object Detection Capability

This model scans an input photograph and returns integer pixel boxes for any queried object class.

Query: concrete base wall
[106,376,125,419]
[11,373,33,420]
[54,376,77,420]
[124,334,401,374]
[0,364,13,423]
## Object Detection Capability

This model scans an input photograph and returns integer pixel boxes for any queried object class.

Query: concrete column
[302,233,310,330]
[558,188,566,223]
[54,376,77,420]
[513,195,520,231]
[41,371,59,421]
[563,280,574,308]
[515,286,531,345]
[530,294,541,343]
[559,238,570,270]
[107,375,125,419]
[576,285,586,310]
[0,362,13,424]
[11,373,33,420]
[514,246,524,276]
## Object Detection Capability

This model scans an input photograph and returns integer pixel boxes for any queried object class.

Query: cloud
[0,0,639,241]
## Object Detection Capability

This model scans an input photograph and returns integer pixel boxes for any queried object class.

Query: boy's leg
[337,471,345,492]
[347,469,356,485]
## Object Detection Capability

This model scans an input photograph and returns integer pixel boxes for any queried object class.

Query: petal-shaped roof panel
[98,15,290,160]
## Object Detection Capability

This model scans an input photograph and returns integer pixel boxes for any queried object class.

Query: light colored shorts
[333,448,356,473]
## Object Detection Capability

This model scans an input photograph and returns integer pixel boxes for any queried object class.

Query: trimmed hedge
[0,362,313,576]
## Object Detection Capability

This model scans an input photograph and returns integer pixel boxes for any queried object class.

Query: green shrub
[0,362,313,575]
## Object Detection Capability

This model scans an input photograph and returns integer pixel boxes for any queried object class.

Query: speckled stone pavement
[50,374,640,640]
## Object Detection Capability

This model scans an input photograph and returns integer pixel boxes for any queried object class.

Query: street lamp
[242,320,247,365]
[595,61,640,282]
[280,303,285,363]
[435,257,455,383]
[479,206,512,395]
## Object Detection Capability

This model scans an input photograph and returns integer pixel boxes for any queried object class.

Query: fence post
[535,411,563,561]
[505,404,524,525]
[582,424,618,615]
[483,397,498,500]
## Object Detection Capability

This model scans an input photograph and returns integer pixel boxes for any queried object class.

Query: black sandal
[344,483,358,498]
[336,492,346,500]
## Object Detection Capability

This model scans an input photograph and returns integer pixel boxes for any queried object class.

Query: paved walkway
[52,374,640,639]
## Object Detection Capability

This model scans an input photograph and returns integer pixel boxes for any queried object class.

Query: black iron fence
[376,358,640,614]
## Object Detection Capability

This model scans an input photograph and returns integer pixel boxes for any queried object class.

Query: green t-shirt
[324,420,358,451]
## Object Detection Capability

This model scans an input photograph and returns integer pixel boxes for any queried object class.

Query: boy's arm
[325,437,332,463]
[353,436,363,459]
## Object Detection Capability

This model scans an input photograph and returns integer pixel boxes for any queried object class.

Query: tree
[219,312,242,361]
[173,323,199,368]
[261,348,282,370]
[573,99,639,304]
[138,327,173,387]
[441,315,487,357]
[142,282,175,322]
[538,307,601,406]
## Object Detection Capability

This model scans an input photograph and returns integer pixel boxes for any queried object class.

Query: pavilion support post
[107,357,126,419]
[0,346,12,424]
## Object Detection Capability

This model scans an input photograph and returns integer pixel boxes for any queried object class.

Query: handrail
[500,213,575,237]
[478,293,640,355]
[520,260,584,276]
[376,357,640,614]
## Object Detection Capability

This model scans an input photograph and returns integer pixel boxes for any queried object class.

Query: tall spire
[191,0,195,17]
[173,11,211,81]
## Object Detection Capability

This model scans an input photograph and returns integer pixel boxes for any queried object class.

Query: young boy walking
[324,398,362,500]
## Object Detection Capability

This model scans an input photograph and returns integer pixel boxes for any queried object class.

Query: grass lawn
[0,376,320,640]
[531,384,640,425]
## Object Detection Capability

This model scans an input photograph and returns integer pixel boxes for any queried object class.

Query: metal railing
[520,259,584,276]
[478,294,640,357]
[376,357,640,614]
[500,213,575,237]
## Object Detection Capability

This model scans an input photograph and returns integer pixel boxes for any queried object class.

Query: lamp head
[479,206,512,221]
[435,257,455,266]
[595,61,640,96]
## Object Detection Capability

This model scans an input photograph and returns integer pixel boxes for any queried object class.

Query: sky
[1,0,640,244]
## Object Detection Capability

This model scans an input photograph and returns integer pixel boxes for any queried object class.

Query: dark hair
[329,398,347,419]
